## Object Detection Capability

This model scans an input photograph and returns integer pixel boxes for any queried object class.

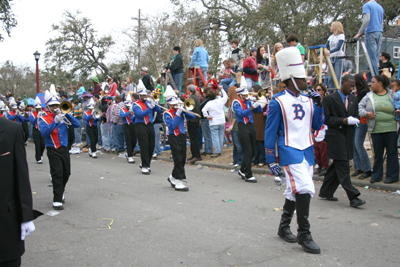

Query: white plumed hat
[276,47,306,82]
[45,84,60,105]
[137,80,147,95]
[34,96,42,109]
[235,76,249,95]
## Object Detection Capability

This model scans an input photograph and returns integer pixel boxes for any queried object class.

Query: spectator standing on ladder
[354,0,384,80]
[188,39,209,86]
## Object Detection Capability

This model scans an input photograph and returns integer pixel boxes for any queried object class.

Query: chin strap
[290,77,301,92]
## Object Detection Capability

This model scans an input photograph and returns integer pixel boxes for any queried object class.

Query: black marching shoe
[351,169,363,177]
[350,198,366,208]
[295,194,321,254]
[297,234,321,254]
[318,168,327,176]
[318,194,338,201]
[358,171,372,180]
[277,199,297,243]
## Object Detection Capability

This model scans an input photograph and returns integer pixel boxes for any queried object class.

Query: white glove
[54,114,62,124]
[252,102,261,109]
[249,96,257,101]
[347,116,360,126]
[148,101,155,109]
[176,108,183,117]
[54,108,61,114]
[21,221,35,240]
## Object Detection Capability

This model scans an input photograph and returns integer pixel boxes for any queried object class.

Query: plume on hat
[163,85,176,100]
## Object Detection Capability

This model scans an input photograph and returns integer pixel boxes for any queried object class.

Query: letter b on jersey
[292,104,305,120]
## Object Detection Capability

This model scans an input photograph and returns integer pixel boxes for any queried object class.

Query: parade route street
[23,145,400,266]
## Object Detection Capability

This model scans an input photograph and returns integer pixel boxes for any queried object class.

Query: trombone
[250,89,267,100]
[180,98,201,118]
[92,109,102,119]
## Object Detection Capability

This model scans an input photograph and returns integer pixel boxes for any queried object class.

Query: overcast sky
[0,0,177,69]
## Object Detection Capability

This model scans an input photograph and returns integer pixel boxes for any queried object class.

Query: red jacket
[207,78,218,92]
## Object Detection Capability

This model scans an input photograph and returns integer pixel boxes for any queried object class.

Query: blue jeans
[210,124,225,154]
[245,77,258,91]
[231,130,243,165]
[196,67,208,85]
[74,119,82,144]
[365,31,382,77]
[109,123,115,149]
[328,58,343,89]
[113,124,125,151]
[200,118,213,153]
[173,72,184,95]
[153,123,161,155]
[97,123,102,146]
[101,123,110,149]
[220,78,233,93]
[353,123,371,172]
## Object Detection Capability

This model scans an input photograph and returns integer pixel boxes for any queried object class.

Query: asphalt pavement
[23,145,400,267]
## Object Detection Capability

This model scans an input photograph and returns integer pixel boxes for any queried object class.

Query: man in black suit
[186,85,202,164]
[0,118,41,267]
[319,75,366,208]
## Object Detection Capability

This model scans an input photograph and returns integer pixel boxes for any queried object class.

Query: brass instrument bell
[184,98,195,111]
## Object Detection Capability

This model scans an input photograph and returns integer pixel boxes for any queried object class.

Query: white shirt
[314,124,328,142]
[202,90,228,126]
[328,33,345,57]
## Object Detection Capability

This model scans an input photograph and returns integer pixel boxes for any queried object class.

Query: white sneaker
[69,150,73,154]
[274,176,282,182]
[229,162,234,166]
[245,176,257,183]
[139,164,151,172]
[152,153,158,158]
[167,174,177,188]
[92,152,97,158]
[37,160,43,164]
[52,202,64,210]
[174,179,189,191]
[111,148,116,152]
[127,157,135,163]
[88,148,92,157]
[234,164,239,167]
[142,167,150,175]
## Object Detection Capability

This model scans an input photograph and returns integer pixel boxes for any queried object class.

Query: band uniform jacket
[323,91,358,160]
[0,118,39,263]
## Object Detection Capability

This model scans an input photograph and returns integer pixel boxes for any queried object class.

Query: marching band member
[0,100,6,118]
[29,97,46,164]
[39,85,80,210]
[19,102,30,144]
[7,98,22,123]
[83,98,100,158]
[132,80,161,175]
[120,93,136,164]
[164,92,196,191]
[232,77,263,183]
[264,47,324,254]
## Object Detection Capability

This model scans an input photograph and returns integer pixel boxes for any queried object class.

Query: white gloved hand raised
[21,221,35,240]
[347,116,360,126]
[148,101,156,109]
[252,102,261,109]
[176,108,183,117]
[249,96,257,101]
[54,114,62,124]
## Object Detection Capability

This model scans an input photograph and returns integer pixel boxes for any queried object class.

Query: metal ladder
[339,37,375,77]
[306,45,339,90]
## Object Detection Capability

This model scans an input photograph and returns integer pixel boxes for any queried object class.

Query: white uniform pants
[283,157,315,201]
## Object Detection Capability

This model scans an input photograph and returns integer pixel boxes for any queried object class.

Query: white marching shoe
[92,152,97,158]
[174,179,189,191]
[88,148,92,157]
[139,163,151,172]
[167,174,177,188]
[141,167,150,175]
[127,157,135,164]
[37,159,43,164]
[52,202,64,210]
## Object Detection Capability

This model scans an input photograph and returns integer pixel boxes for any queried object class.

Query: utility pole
[131,9,147,67]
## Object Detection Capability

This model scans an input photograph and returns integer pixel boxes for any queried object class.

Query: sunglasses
[316,89,323,91]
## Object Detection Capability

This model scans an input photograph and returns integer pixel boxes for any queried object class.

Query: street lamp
[33,51,41,94]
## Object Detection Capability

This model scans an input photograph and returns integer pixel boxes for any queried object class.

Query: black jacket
[166,53,184,74]
[0,118,41,263]
[142,74,154,91]
[188,94,201,122]
[323,91,358,160]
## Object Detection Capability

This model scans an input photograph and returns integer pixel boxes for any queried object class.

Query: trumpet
[92,109,102,119]
[58,101,72,125]
[250,89,267,100]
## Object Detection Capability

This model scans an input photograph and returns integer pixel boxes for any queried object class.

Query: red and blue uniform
[7,110,23,123]
[232,99,262,124]
[29,111,47,129]
[132,100,161,124]
[164,108,195,136]
[120,108,135,125]
[83,110,99,127]
[39,113,80,148]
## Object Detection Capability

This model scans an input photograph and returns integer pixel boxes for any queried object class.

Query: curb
[157,156,400,192]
